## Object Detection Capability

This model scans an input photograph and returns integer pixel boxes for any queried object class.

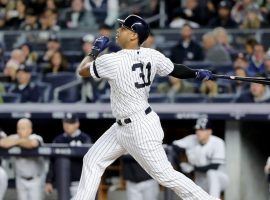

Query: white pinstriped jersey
[89,47,174,119]
[173,135,226,168]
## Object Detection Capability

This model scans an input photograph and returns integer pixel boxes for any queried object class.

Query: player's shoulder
[97,52,121,61]
[210,135,225,145]
[141,47,163,55]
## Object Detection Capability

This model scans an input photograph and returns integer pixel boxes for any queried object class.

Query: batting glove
[88,36,110,59]
[195,69,213,81]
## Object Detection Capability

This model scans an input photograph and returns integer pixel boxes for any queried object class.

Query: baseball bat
[212,74,270,85]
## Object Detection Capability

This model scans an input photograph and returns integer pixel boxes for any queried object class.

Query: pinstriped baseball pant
[74,110,217,200]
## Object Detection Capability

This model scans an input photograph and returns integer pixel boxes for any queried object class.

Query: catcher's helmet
[117,14,150,45]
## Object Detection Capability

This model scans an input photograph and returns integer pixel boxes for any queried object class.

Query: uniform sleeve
[30,134,43,146]
[211,139,226,164]
[155,50,174,77]
[172,135,195,149]
[89,53,119,80]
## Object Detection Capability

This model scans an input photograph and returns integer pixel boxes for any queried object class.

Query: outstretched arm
[78,36,110,77]
[169,63,213,81]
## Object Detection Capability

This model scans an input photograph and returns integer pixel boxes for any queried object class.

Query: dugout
[0,103,269,200]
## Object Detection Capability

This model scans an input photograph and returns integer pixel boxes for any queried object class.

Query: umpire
[45,113,92,198]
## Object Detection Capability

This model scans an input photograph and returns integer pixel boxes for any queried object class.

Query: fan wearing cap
[172,117,229,198]
[45,113,92,199]
[208,1,237,28]
[10,65,40,102]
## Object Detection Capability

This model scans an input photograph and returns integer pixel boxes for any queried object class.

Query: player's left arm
[78,36,110,77]
[169,63,213,81]
[155,50,213,80]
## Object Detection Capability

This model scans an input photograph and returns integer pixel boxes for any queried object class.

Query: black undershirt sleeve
[194,163,220,173]
[169,63,197,79]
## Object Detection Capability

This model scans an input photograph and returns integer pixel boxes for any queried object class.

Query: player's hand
[92,36,110,53]
[45,183,54,194]
[88,36,110,59]
[195,69,213,81]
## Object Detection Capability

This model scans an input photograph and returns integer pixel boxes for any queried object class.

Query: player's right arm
[78,36,110,77]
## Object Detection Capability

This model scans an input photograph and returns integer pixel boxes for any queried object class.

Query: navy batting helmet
[117,14,150,45]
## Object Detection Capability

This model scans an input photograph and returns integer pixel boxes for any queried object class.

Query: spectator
[20,43,38,66]
[42,34,61,63]
[122,154,159,200]
[202,32,232,65]
[240,9,262,29]
[10,65,40,102]
[0,128,8,200]
[212,27,237,59]
[233,53,249,71]
[141,32,156,49]
[172,117,229,198]
[170,24,204,64]
[43,50,68,74]
[61,0,97,29]
[170,0,207,27]
[208,0,238,28]
[236,75,270,103]
[0,118,46,200]
[244,38,258,59]
[80,33,95,60]
[157,77,195,95]
[45,113,92,199]
[19,8,39,31]
[231,0,263,24]
[231,66,249,95]
[247,43,265,76]
[8,48,26,65]
[84,0,119,26]
[4,0,26,29]
[3,48,25,81]
[264,55,270,78]
[3,59,20,82]
[39,8,60,31]
[199,79,219,97]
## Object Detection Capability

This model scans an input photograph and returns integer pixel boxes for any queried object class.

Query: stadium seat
[36,82,52,103]
[43,72,77,101]
[99,93,110,103]
[1,93,21,103]
[173,94,206,103]
[207,94,237,103]
[148,93,169,103]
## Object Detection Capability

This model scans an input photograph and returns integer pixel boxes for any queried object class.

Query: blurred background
[0,0,270,200]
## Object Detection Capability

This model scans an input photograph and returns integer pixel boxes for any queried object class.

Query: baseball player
[173,117,229,198]
[0,118,45,200]
[0,129,8,200]
[45,113,92,198]
[75,14,218,200]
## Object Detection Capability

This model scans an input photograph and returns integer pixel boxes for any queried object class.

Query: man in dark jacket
[208,1,238,28]
[10,65,39,102]
[45,113,92,198]
[170,24,204,64]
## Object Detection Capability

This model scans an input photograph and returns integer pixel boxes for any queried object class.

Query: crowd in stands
[0,0,270,103]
